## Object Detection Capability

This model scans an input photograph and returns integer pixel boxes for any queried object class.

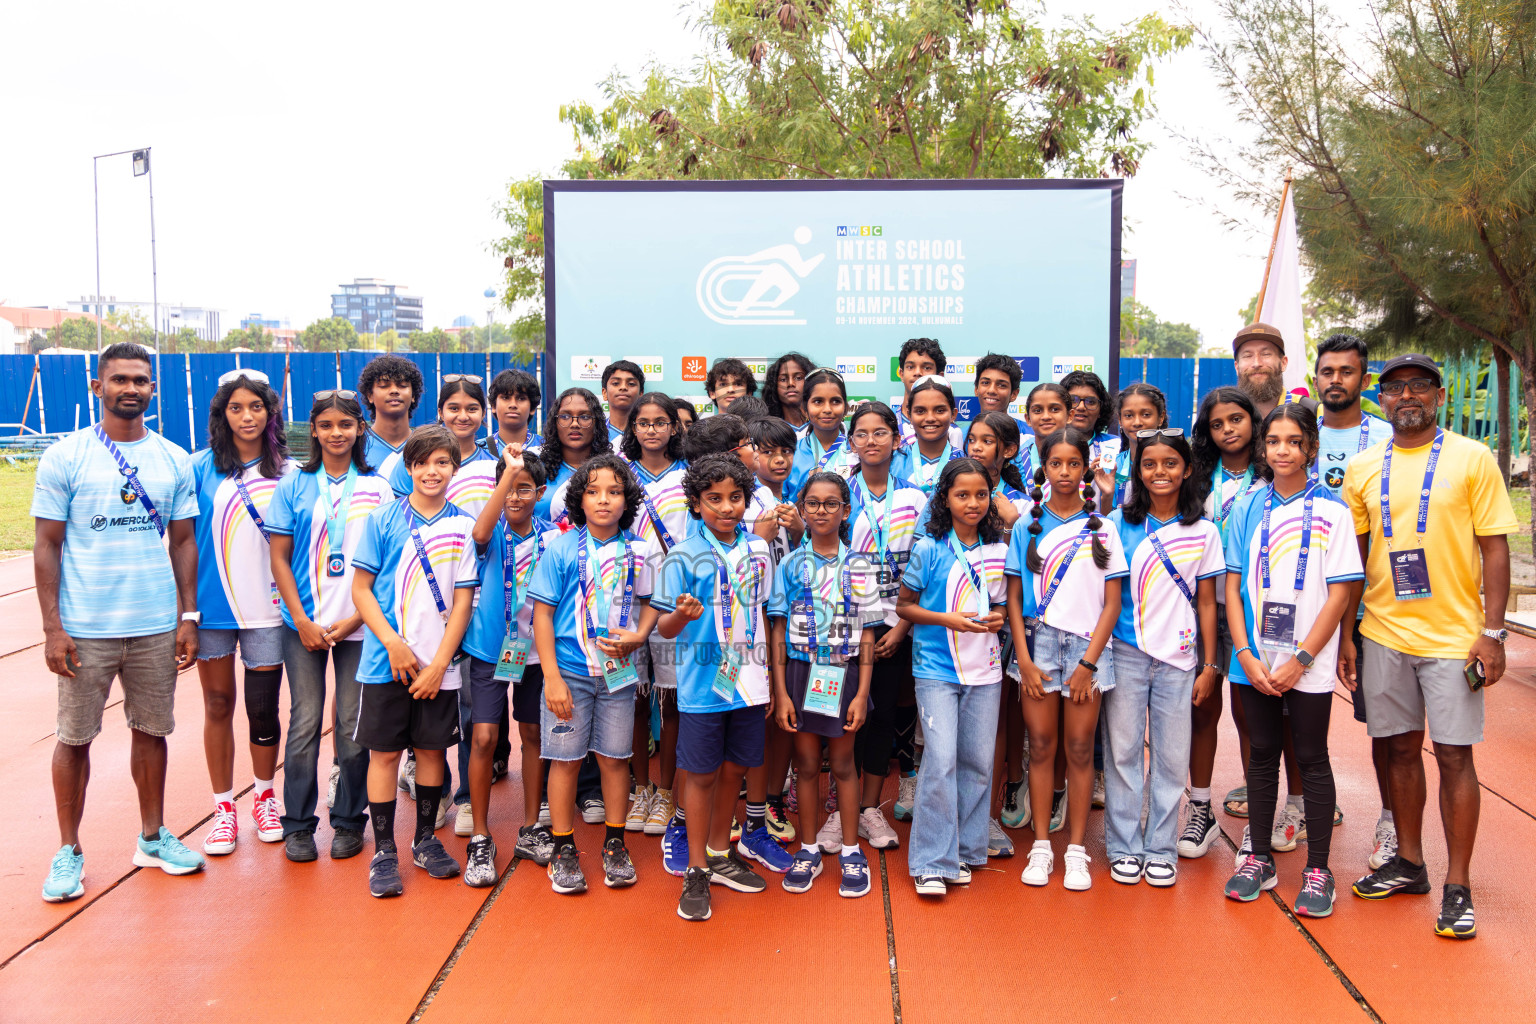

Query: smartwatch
[181,611,202,625]
[1078,658,1098,674]
[1294,648,1315,669]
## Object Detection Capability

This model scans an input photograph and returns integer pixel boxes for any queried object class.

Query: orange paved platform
[3,550,1536,1022]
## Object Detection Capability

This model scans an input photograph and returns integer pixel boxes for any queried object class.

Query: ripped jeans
[908,677,1001,879]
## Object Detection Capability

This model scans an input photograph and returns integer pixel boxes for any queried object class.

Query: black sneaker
[603,837,637,888]
[330,827,365,860]
[1177,801,1218,859]
[678,866,712,921]
[548,847,586,894]
[491,758,509,784]
[369,844,403,898]
[464,836,498,888]
[1352,856,1431,900]
[284,830,318,863]
[707,849,766,892]
[411,836,462,879]
[514,824,555,866]
[1295,867,1336,918]
[1225,854,1277,901]
[1435,884,1476,939]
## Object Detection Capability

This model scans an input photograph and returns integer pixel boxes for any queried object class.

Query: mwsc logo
[836,226,884,237]
[696,227,824,326]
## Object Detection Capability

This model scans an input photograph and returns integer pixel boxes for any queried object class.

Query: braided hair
[1024,427,1111,573]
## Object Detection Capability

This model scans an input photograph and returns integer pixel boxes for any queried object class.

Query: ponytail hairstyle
[907,375,958,414]
[620,392,684,463]
[803,367,848,406]
[207,372,288,479]
[796,470,853,544]
[966,411,1025,493]
[1114,382,1168,447]
[1024,427,1110,573]
[1260,402,1321,466]
[923,457,1005,544]
[1121,430,1204,527]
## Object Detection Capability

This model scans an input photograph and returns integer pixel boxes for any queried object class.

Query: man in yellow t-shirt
[1340,353,1514,940]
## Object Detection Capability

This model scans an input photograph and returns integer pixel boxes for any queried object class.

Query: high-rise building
[329,278,423,336]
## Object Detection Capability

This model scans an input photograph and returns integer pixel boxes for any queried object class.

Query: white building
[69,296,223,342]
[0,306,100,355]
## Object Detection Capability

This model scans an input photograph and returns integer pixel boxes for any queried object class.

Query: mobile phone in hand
[1465,659,1487,692]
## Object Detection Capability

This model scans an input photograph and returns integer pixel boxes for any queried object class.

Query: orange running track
[2,552,1535,1023]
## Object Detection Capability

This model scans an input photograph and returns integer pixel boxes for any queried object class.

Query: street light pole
[93,159,102,352]
[143,149,164,434]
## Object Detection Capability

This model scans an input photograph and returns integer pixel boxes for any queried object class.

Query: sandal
[1223,785,1248,818]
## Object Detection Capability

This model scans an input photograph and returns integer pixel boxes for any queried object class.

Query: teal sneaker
[42,845,85,902]
[133,827,206,875]
[893,771,918,822]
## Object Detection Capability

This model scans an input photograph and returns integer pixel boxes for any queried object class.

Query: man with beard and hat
[1232,322,1289,419]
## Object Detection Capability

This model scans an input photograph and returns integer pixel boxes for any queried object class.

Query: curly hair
[1023,427,1110,574]
[682,453,758,522]
[974,353,1022,396]
[300,391,372,475]
[796,470,854,544]
[764,352,814,420]
[540,387,612,485]
[207,373,288,478]
[356,355,423,418]
[620,392,685,463]
[684,413,747,462]
[964,412,1026,493]
[563,453,640,532]
[706,358,758,400]
[923,457,1005,544]
[1120,432,1205,527]
[1191,386,1267,506]
[1060,370,1113,436]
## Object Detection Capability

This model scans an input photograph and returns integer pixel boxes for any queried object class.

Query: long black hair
[300,391,372,475]
[965,411,1026,493]
[1024,427,1110,573]
[1120,431,1204,527]
[764,352,814,420]
[208,373,288,478]
[563,453,641,531]
[796,470,853,544]
[1192,386,1267,504]
[923,457,1005,544]
[620,391,685,463]
[540,387,612,485]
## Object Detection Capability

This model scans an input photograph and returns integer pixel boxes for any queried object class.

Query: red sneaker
[252,791,283,843]
[203,803,238,856]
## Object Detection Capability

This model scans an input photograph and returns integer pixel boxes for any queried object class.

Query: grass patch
[0,463,36,552]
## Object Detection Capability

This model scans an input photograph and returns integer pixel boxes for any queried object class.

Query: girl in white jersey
[389,376,498,518]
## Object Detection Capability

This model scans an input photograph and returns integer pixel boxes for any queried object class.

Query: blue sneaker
[132,827,205,876]
[737,825,793,874]
[661,815,689,877]
[42,845,84,903]
[839,847,871,897]
[783,848,822,893]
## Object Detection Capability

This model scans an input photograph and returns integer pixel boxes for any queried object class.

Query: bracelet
[1201,663,1220,672]
[1078,657,1098,674]
[1233,646,1253,659]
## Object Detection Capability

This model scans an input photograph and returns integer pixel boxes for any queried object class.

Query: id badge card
[1390,548,1432,601]
[326,553,346,577]
[1259,601,1297,650]
[494,634,531,683]
[712,646,743,699]
[803,658,845,718]
[601,652,639,693]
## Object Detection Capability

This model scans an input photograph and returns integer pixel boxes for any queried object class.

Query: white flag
[1257,184,1308,397]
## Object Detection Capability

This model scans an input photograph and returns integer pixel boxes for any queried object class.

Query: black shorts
[354,680,461,752]
[1350,618,1368,724]
[467,656,546,727]
[784,656,858,739]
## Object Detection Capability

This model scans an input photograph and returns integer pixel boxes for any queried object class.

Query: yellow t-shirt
[1342,429,1516,658]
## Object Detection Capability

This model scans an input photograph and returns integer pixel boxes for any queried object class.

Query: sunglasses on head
[1135,428,1185,440]
[442,374,483,385]
[218,368,270,386]
[313,389,358,401]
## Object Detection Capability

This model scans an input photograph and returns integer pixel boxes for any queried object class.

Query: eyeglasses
[313,389,357,401]
[509,486,538,498]
[1069,395,1101,408]
[802,499,845,513]
[731,441,756,454]
[850,429,894,442]
[1378,378,1438,396]
[442,374,483,385]
[556,412,594,425]
[634,419,672,432]
[1135,428,1185,439]
[218,369,270,386]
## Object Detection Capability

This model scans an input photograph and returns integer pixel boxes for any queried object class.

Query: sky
[0,0,1281,350]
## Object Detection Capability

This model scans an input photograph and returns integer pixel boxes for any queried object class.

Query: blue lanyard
[1380,428,1442,547]
[945,531,989,617]
[638,473,678,551]
[95,426,164,538]
[1212,464,1254,526]
[853,477,901,579]
[1311,415,1373,483]
[1146,525,1194,603]
[703,526,760,646]
[797,541,852,661]
[401,499,448,618]
[232,471,271,542]
[502,521,546,640]
[814,433,847,470]
[576,528,634,639]
[1260,484,1315,593]
[320,465,357,565]
[1035,523,1093,619]
[911,444,959,489]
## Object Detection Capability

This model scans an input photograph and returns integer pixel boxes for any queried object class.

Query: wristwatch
[1294,648,1315,669]
[181,611,202,625]
[1483,628,1509,645]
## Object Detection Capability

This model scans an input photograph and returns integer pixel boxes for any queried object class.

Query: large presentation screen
[544,179,1121,419]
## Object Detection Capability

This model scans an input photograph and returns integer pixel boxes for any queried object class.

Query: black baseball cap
[1377,353,1442,386]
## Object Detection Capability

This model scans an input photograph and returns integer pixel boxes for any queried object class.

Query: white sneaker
[538,801,552,827]
[816,812,844,853]
[1020,841,1053,886]
[894,772,918,822]
[1272,802,1303,852]
[398,754,417,800]
[625,785,652,832]
[454,802,474,838]
[988,817,1014,858]
[435,792,451,831]
[1368,818,1398,870]
[1091,770,1106,809]
[1062,844,1092,891]
[203,805,238,856]
[1233,824,1253,870]
[326,762,340,810]
[858,806,899,850]
[580,797,606,825]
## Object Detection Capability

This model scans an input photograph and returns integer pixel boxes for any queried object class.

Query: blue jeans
[908,678,1001,879]
[1101,639,1194,865]
[279,630,367,836]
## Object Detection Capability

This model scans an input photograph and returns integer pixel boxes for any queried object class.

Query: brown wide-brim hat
[1232,321,1285,355]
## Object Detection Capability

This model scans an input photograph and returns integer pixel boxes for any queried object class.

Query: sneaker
[514,825,555,866]
[326,762,340,810]
[1233,825,1254,870]
[988,817,1015,858]
[1271,802,1303,852]
[816,811,844,853]
[464,836,498,888]
[1144,859,1177,887]
[548,846,586,894]
[1177,801,1219,859]
[203,804,238,856]
[1092,770,1106,809]
[603,837,637,888]
[952,863,973,885]
[729,817,743,843]
[454,802,474,838]
[412,836,461,879]
[661,816,689,876]
[491,758,508,784]
[252,791,283,842]
[707,848,766,892]
[1334,804,1344,826]
[1020,841,1053,887]
[537,801,552,827]
[580,796,606,825]
[1368,818,1398,871]
[839,848,872,897]
[1352,857,1431,900]
[784,768,798,813]
[824,778,838,815]
[765,800,796,842]
[331,827,365,860]
[1435,883,1476,939]
[1225,854,1278,901]
[284,829,318,863]
[1296,866,1336,918]
[369,845,404,897]
[738,826,793,873]
[645,788,674,836]
[1000,779,1028,829]
[42,845,85,903]
[678,866,712,921]
[1063,845,1092,891]
[132,826,205,876]
[783,848,823,893]
[858,806,899,850]
[1048,790,1067,834]
[625,785,652,832]
[1109,856,1143,885]
[914,874,946,896]
[434,792,451,831]
[398,754,417,800]
[894,772,918,822]
[1223,784,1248,817]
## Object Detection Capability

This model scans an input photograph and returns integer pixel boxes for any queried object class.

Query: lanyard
[703,526,760,646]
[95,426,164,537]
[1380,429,1442,548]
[502,521,546,640]
[638,473,677,551]
[1035,522,1093,619]
[1311,415,1373,482]
[853,477,904,584]
[1259,484,1315,593]
[1146,524,1194,603]
[1211,464,1254,533]
[912,444,958,489]
[576,528,634,639]
[401,498,449,618]
[232,471,271,542]
[945,531,989,618]
[797,541,853,661]
[321,465,357,565]
[814,432,847,470]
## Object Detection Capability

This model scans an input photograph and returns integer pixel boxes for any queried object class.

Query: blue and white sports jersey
[1224,486,1363,694]
[266,467,395,640]
[190,450,295,630]
[606,421,626,447]
[1315,415,1392,499]
[389,440,498,518]
[746,483,793,570]
[352,499,481,689]
[463,517,557,666]
[31,427,196,639]
[1108,510,1225,672]
[892,442,966,495]
[527,528,658,681]
[534,460,578,524]
[846,475,928,626]
[785,432,859,503]
[1004,505,1128,639]
[766,544,881,665]
[896,408,965,449]
[363,431,405,483]
[901,533,1007,686]
[651,529,776,713]
[630,459,690,553]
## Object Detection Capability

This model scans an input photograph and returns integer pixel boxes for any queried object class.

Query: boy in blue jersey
[489,369,543,453]
[358,355,424,481]
[601,360,645,445]
[351,426,481,897]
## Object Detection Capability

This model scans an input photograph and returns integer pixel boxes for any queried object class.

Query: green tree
[45,316,104,351]
[300,317,358,353]
[217,325,273,353]
[103,309,156,350]
[1121,298,1200,357]
[409,327,457,353]
[373,329,401,352]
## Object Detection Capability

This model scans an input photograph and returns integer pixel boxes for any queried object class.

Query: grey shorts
[1361,636,1483,746]
[57,631,178,745]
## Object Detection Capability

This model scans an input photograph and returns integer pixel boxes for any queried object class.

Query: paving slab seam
[408,856,524,1023]
[878,850,903,1024]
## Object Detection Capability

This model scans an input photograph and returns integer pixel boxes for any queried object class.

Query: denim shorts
[540,673,635,762]
[1030,621,1115,695]
[197,625,284,668]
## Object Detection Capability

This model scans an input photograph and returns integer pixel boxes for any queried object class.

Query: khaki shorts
[57,631,178,745]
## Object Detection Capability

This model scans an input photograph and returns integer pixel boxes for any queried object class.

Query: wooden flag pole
[1255,167,1295,315]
